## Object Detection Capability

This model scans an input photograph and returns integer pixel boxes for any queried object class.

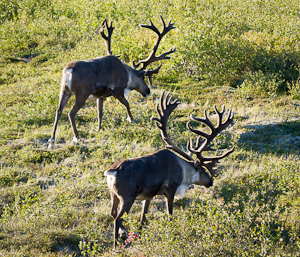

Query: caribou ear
[137,70,147,77]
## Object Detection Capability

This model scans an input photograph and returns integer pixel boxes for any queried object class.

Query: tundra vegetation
[0,0,300,256]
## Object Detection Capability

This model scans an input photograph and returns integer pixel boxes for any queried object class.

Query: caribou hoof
[48,139,55,149]
[126,117,135,123]
[119,227,128,241]
[72,137,80,144]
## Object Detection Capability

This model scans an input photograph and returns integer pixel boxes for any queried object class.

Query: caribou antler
[99,17,175,87]
[133,15,176,69]
[151,91,193,161]
[151,91,235,177]
[99,19,114,55]
[133,16,176,86]
[187,105,235,176]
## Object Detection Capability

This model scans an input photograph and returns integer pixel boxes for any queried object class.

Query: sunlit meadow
[0,0,300,256]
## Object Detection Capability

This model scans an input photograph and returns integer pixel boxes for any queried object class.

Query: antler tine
[140,18,160,35]
[188,105,234,144]
[151,91,193,161]
[131,60,140,70]
[201,146,235,177]
[187,135,211,152]
[140,16,175,37]
[159,16,176,37]
[189,110,214,135]
[144,64,162,87]
[151,91,178,125]
[221,106,234,125]
[187,105,235,174]
[135,16,176,71]
[151,91,165,127]
[99,19,114,55]
[214,105,224,127]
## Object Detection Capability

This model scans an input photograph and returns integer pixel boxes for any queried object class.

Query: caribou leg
[110,192,119,219]
[140,199,151,227]
[113,197,135,249]
[68,95,89,142]
[165,192,175,220]
[115,94,134,123]
[96,98,104,132]
[48,90,72,148]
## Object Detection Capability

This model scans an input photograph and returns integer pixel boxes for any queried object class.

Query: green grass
[1,0,300,256]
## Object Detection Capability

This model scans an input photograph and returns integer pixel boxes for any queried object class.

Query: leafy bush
[236,70,284,98]
[1,0,299,92]
[288,80,300,100]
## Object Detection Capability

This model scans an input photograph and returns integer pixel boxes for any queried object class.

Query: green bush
[1,0,299,91]
[236,70,284,98]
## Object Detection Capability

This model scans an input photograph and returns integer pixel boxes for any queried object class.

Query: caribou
[48,16,176,147]
[104,91,235,249]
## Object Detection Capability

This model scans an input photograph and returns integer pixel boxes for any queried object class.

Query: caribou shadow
[238,120,300,155]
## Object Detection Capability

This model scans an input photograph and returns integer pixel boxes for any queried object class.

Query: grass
[1,0,300,256]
